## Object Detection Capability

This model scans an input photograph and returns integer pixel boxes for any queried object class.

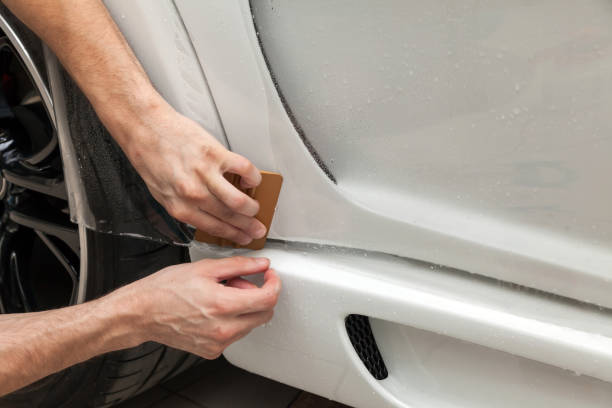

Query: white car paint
[104,1,612,406]
[174,0,612,310]
[192,242,612,408]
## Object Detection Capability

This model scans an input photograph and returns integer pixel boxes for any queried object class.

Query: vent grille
[345,314,388,380]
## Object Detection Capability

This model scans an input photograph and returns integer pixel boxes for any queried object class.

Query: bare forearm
[1,0,164,149]
[0,256,279,398]
[0,290,142,396]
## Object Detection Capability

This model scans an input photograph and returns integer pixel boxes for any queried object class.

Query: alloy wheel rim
[0,34,79,313]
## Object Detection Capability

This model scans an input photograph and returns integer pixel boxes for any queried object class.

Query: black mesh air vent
[345,314,388,380]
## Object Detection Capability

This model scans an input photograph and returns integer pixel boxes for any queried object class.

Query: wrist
[91,286,150,352]
[94,85,172,153]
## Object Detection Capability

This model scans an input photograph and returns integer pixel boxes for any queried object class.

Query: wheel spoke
[34,230,78,303]
[19,91,41,107]
[34,231,77,282]
[23,135,58,166]
[3,169,67,200]
[12,105,56,165]
[10,251,31,312]
[9,210,79,254]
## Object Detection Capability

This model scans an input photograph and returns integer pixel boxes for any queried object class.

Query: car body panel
[253,0,612,256]
[191,242,612,408]
[175,0,612,308]
[102,1,612,406]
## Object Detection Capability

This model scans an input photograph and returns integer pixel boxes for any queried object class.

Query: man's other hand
[112,256,280,359]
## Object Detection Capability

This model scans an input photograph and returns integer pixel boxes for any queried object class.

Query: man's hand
[0,257,280,395]
[1,0,267,245]
[114,102,267,246]
[116,256,280,359]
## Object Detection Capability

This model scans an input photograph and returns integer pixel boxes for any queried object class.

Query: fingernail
[238,237,252,246]
[255,257,269,266]
[254,225,267,239]
[241,179,255,188]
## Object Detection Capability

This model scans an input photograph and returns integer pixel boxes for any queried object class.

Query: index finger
[222,152,262,189]
[204,256,270,280]
[207,175,260,217]
[219,269,281,314]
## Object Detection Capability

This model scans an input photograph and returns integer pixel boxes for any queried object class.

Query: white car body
[104,1,612,407]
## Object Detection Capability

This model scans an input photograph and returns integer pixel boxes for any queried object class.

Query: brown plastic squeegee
[194,171,283,250]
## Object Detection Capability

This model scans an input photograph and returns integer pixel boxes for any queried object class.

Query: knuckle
[225,229,244,243]
[209,223,234,239]
[176,181,202,200]
[234,157,253,174]
[200,144,218,161]
[186,188,203,201]
[198,193,215,209]
[225,327,240,342]
[194,191,216,215]
[204,351,222,360]
[218,205,237,220]
[211,325,232,343]
[175,181,190,196]
[211,294,232,316]
[266,292,280,309]
[209,325,223,342]
[227,194,247,211]
[206,343,224,359]
[257,295,275,311]
[210,304,226,318]
[204,220,225,235]
[263,296,276,310]
[168,205,189,221]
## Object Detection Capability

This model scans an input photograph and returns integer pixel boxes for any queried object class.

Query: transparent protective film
[46,53,193,245]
